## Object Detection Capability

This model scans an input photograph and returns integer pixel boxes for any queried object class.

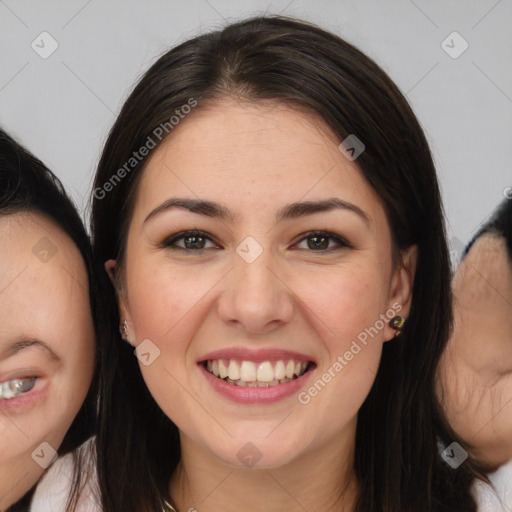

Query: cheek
[127,262,219,340]
[0,397,70,464]
[42,332,96,435]
[291,263,388,408]
[126,265,206,414]
[0,420,32,460]
[0,355,94,465]
[0,401,69,510]
[294,262,390,347]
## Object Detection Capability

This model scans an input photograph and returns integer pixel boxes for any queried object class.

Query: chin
[202,434,306,470]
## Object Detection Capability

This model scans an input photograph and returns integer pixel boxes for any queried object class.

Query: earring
[390,315,405,336]
[120,320,130,343]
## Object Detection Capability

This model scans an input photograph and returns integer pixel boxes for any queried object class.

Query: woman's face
[112,100,415,469]
[0,212,95,508]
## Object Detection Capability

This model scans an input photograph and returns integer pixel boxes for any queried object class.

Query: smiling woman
[91,15,489,512]
[0,130,98,511]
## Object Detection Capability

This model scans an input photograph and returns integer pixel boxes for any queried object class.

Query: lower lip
[198,363,315,404]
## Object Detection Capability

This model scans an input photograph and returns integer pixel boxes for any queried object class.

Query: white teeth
[257,361,274,382]
[225,376,295,387]
[218,360,228,379]
[205,358,311,387]
[285,360,295,379]
[274,360,285,380]
[240,361,257,382]
[228,360,240,380]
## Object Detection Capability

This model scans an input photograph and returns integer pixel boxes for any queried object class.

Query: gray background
[1,0,511,252]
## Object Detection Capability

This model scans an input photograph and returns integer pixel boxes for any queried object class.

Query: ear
[105,259,133,344]
[104,259,118,287]
[383,245,418,341]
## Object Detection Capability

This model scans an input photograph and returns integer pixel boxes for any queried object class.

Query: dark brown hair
[464,197,512,260]
[91,15,486,511]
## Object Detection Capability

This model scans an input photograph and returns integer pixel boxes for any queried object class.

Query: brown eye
[295,231,350,252]
[183,234,206,249]
[161,230,219,251]
[307,235,329,250]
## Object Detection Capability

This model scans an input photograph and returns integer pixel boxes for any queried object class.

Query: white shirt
[473,459,512,512]
[31,439,511,512]
[30,438,100,512]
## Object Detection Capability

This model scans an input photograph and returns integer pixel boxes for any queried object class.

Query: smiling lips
[205,358,311,388]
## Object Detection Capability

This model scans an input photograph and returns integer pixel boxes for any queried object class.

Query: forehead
[133,99,385,225]
[0,211,81,261]
[0,212,88,321]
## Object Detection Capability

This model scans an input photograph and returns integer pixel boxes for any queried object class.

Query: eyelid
[293,230,353,250]
[0,366,43,382]
[160,229,352,252]
[159,230,222,250]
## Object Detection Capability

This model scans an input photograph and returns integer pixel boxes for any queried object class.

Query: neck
[169,420,359,512]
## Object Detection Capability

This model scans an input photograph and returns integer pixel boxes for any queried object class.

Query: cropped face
[110,99,416,470]
[0,212,95,509]
[438,232,512,468]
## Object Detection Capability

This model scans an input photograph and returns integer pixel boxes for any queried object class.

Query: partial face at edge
[109,99,416,469]
[0,212,95,508]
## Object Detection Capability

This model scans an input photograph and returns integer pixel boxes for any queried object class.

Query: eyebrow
[144,197,370,226]
[0,339,61,362]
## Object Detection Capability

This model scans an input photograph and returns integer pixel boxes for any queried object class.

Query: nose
[217,250,295,335]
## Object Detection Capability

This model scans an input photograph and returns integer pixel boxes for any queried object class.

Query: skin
[107,99,417,512]
[0,212,95,509]
[438,233,512,469]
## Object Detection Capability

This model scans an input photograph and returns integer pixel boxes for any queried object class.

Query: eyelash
[160,230,352,253]
[0,377,38,400]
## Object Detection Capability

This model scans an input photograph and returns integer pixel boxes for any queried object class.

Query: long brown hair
[91,15,486,511]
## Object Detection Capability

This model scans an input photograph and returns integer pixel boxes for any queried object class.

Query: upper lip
[198,348,316,364]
